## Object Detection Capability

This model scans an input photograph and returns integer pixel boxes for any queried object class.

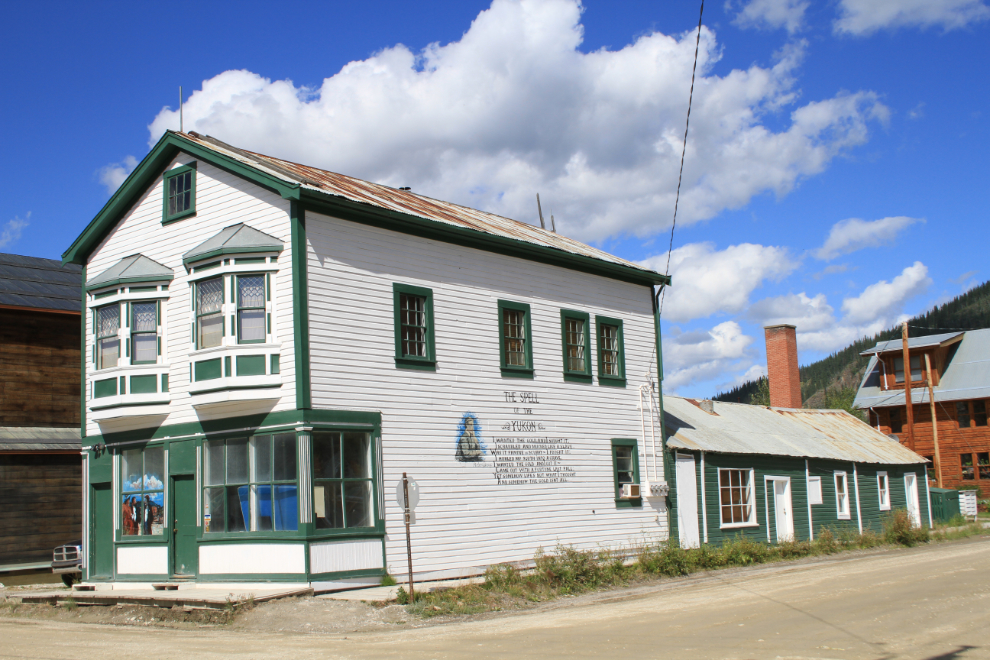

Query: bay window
[312,431,375,529]
[131,301,159,363]
[196,277,223,349]
[203,434,298,533]
[97,304,120,369]
[236,274,266,343]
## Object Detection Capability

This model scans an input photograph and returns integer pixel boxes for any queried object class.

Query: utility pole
[902,322,915,450]
[924,354,943,487]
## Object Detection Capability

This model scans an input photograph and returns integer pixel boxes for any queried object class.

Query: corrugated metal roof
[664,396,925,465]
[859,331,964,356]
[87,254,174,290]
[854,328,990,409]
[0,253,81,313]
[0,426,81,452]
[180,132,664,280]
[183,223,284,265]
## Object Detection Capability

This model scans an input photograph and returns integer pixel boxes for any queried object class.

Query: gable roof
[183,223,284,266]
[664,396,925,465]
[0,252,82,313]
[87,254,174,291]
[62,131,669,287]
[854,328,990,409]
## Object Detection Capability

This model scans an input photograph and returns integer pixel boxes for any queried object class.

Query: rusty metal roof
[664,396,925,465]
[179,132,665,281]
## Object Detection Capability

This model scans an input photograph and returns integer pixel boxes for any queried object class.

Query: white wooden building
[62,131,672,589]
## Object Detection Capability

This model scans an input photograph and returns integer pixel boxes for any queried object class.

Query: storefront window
[203,434,298,532]
[312,432,374,529]
[121,446,165,536]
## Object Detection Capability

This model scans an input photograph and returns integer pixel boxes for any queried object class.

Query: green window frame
[596,316,626,386]
[120,445,165,537]
[96,303,121,370]
[392,283,436,370]
[312,431,377,529]
[202,434,298,534]
[610,438,641,508]
[130,301,159,364]
[560,309,591,382]
[195,277,224,350]
[236,274,267,344]
[162,163,196,224]
[498,299,533,378]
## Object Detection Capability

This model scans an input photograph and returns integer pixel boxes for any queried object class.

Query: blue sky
[1,0,987,397]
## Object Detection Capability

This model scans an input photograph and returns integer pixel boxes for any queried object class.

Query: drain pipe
[651,284,674,539]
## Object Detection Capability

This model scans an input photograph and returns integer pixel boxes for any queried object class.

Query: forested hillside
[714,279,990,409]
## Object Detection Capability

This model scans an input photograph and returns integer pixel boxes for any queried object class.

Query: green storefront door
[90,483,113,579]
[170,475,198,578]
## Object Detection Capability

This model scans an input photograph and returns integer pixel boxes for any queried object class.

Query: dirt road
[2,537,988,659]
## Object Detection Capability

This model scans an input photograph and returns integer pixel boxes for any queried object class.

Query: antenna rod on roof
[536,194,546,230]
[550,209,556,233]
[179,86,183,133]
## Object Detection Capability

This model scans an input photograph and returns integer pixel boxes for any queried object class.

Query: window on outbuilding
[888,408,903,434]
[961,453,975,480]
[877,471,890,511]
[196,277,224,349]
[596,316,626,386]
[893,355,922,383]
[560,310,591,381]
[392,283,435,370]
[834,471,850,519]
[162,164,196,224]
[97,304,121,369]
[957,402,971,428]
[718,468,755,526]
[312,431,375,529]
[807,476,823,505]
[120,446,165,536]
[203,435,298,533]
[498,300,533,378]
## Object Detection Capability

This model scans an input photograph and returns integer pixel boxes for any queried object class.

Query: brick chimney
[764,324,802,409]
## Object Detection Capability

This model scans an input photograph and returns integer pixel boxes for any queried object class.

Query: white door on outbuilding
[675,453,700,548]
[905,473,921,528]
[771,478,794,542]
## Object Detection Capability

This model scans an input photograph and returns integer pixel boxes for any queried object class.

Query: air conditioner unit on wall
[620,483,641,499]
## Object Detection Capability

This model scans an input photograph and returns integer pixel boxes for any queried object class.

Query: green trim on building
[291,201,311,409]
[129,374,157,394]
[559,309,592,383]
[392,282,436,371]
[236,354,267,376]
[80,265,87,433]
[497,299,534,379]
[194,358,222,382]
[93,378,117,399]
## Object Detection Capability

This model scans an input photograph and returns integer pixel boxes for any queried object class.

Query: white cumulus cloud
[813,216,923,260]
[0,213,29,249]
[730,0,809,33]
[748,292,835,331]
[835,0,990,35]
[663,321,755,391]
[642,242,798,322]
[840,261,931,325]
[98,156,138,194]
[148,0,888,243]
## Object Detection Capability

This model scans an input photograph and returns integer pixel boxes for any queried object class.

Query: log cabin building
[854,330,990,496]
[0,253,82,578]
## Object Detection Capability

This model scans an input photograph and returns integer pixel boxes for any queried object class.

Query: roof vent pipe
[699,399,714,414]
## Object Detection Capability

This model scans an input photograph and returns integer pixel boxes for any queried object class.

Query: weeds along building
[61,131,673,588]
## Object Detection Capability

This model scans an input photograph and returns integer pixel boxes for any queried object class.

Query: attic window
[163,163,197,224]
[893,355,921,383]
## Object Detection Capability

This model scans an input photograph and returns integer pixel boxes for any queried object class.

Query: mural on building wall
[456,412,486,462]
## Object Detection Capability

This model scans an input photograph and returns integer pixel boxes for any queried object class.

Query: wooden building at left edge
[0,253,83,579]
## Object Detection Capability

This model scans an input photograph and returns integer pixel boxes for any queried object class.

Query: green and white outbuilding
[663,396,931,547]
[62,131,676,590]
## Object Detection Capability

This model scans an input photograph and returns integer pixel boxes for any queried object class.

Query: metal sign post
[397,473,419,601]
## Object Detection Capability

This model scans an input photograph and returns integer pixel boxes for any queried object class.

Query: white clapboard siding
[84,154,296,438]
[306,211,668,578]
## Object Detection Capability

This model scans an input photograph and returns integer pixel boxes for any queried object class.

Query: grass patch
[400,507,983,619]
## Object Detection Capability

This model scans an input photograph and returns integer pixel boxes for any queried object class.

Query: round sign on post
[396,476,420,511]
